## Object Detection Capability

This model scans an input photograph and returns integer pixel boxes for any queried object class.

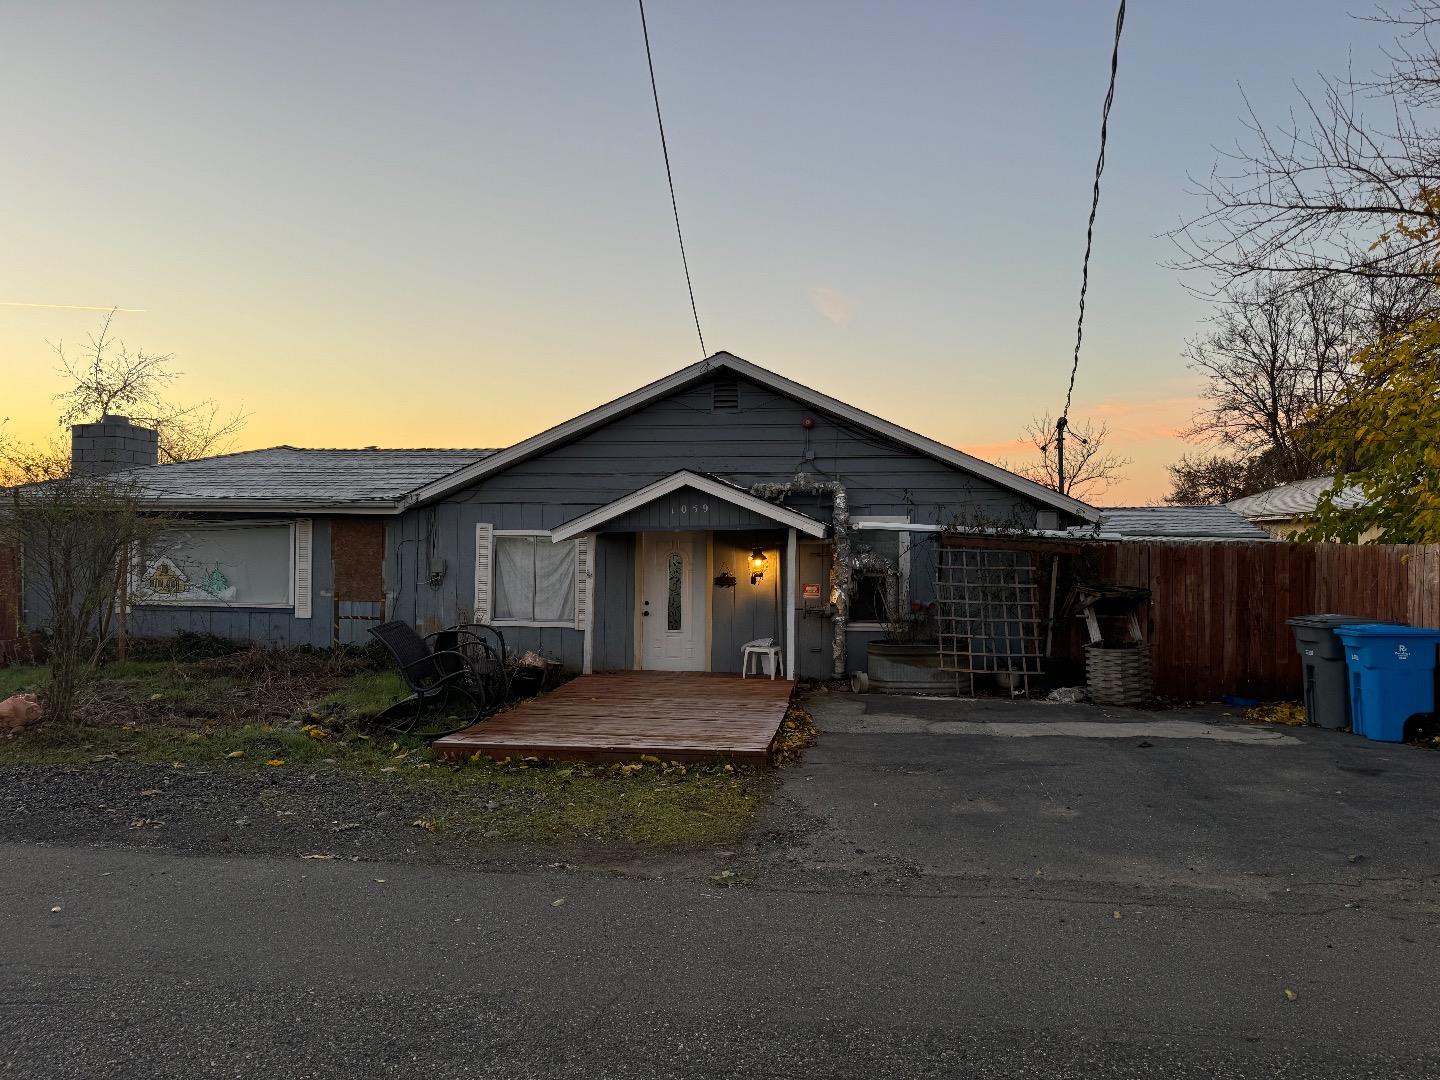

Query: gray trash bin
[1287,614,1370,730]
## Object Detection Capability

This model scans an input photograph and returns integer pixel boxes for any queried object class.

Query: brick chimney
[70,415,160,476]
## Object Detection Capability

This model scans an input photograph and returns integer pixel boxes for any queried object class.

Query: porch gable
[550,471,828,542]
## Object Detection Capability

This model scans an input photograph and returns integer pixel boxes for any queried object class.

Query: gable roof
[549,470,830,542]
[401,352,1101,521]
[105,446,494,511]
[1227,476,1367,522]
[1090,505,1272,541]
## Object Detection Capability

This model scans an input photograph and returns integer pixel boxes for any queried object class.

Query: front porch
[433,671,796,764]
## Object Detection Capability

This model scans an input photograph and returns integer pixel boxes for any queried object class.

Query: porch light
[749,547,768,585]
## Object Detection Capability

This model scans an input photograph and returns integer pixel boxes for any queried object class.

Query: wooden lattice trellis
[936,546,1046,696]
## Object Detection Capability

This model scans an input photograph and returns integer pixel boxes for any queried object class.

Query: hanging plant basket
[1084,643,1153,706]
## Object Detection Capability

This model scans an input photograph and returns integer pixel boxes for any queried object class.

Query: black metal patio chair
[431,623,510,707]
[368,620,498,738]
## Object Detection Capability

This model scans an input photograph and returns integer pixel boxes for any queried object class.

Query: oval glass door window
[666,551,683,631]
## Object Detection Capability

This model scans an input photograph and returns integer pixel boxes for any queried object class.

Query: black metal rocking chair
[368,620,507,738]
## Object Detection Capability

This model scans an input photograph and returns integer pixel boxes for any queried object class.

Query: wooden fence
[1092,541,1440,701]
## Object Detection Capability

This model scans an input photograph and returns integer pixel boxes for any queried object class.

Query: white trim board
[400,352,1101,522]
[548,470,829,542]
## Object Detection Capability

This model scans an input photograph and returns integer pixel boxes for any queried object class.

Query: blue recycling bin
[1335,624,1440,742]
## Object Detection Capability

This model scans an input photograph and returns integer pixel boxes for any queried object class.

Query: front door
[640,532,705,670]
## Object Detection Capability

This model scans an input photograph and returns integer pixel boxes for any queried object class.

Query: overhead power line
[637,0,707,360]
[1056,0,1127,498]
[1062,0,1127,421]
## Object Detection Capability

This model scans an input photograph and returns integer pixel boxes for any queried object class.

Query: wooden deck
[433,671,795,764]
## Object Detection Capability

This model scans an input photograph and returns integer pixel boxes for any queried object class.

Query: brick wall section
[331,518,386,602]
[0,542,27,664]
[70,415,159,476]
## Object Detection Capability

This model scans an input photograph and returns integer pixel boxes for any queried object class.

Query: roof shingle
[1089,505,1272,541]
[109,446,494,506]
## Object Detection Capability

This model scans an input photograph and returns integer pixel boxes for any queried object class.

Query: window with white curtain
[492,533,577,624]
[134,523,294,607]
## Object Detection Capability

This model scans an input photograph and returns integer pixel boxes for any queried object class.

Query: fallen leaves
[128,818,163,829]
[263,758,286,767]
[770,705,819,765]
[412,818,437,832]
[1246,703,1307,727]
[225,750,245,759]
[1284,988,1298,1002]
[301,724,330,740]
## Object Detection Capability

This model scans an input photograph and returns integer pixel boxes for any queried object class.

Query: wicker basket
[1085,643,1153,706]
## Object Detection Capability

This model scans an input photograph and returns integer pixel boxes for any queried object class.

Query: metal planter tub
[863,641,955,694]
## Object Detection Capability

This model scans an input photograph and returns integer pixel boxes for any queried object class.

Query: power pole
[1055,415,1068,497]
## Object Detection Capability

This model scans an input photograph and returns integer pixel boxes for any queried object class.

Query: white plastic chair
[741,637,783,679]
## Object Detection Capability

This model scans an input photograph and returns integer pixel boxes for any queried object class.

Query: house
[21,353,1098,679]
[1084,505,1272,542]
[1227,476,1368,540]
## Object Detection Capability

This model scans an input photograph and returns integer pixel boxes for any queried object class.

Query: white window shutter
[474,523,494,622]
[293,519,313,619]
[574,533,592,630]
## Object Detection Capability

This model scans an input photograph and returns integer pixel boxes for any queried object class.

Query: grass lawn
[0,654,777,849]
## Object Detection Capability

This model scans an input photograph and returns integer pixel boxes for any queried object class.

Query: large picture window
[135,523,294,608]
[492,534,577,624]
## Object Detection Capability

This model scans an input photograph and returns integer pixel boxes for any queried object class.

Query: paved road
[4,697,1439,1078]
[3,841,1438,1080]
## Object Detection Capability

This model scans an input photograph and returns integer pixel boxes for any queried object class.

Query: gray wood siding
[592,533,635,671]
[445,374,1040,529]
[709,533,782,673]
[393,373,1060,674]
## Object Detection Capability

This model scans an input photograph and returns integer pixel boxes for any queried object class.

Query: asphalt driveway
[747,692,1440,908]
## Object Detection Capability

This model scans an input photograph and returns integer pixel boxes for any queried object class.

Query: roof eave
[141,498,401,514]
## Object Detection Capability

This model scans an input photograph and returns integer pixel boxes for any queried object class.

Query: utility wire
[638,0,707,360]
[1061,0,1126,420]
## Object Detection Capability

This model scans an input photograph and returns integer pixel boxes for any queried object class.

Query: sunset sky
[1,1,1391,503]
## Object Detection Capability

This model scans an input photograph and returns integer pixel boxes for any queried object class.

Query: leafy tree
[1300,314,1440,542]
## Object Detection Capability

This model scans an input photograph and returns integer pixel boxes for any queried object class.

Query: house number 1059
[678,503,709,514]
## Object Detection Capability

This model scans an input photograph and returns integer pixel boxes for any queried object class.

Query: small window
[493,535,577,623]
[712,376,740,412]
[666,551,684,631]
[850,529,902,624]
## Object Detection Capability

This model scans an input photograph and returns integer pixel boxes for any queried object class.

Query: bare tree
[51,310,247,464]
[1162,453,1252,505]
[0,420,69,487]
[1172,1,1440,286]
[0,475,171,723]
[1178,272,1437,486]
[1009,413,1130,501]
